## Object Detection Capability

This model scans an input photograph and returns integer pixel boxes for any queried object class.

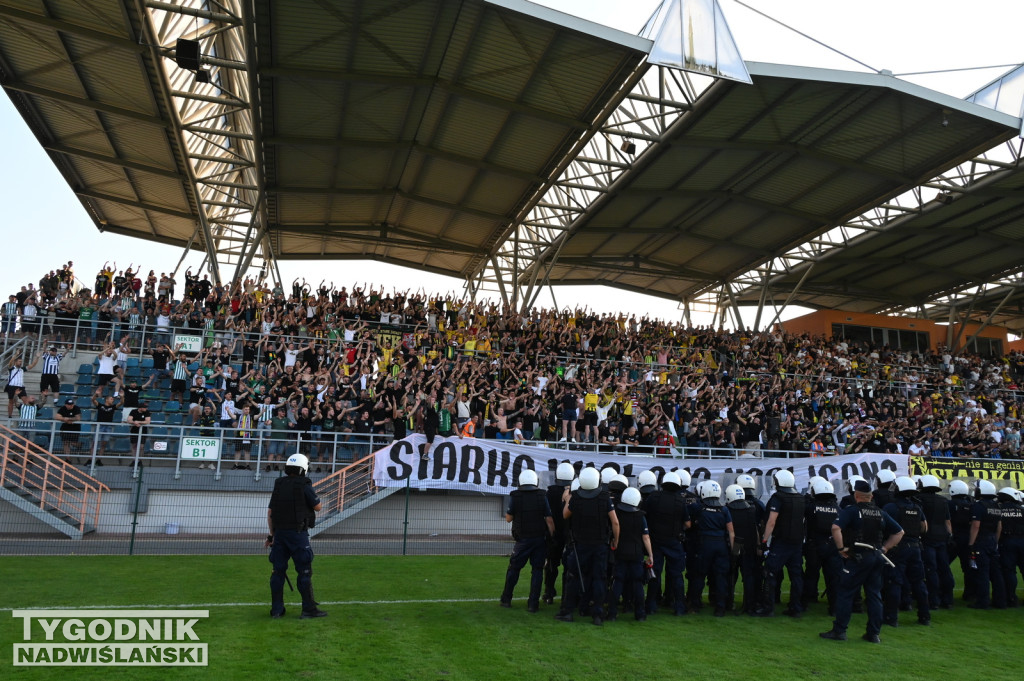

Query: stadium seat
[75,375,93,386]
[140,357,154,369]
[126,368,141,379]
[81,409,95,422]
[75,397,92,408]
[78,364,93,375]
[158,379,172,390]
[111,439,132,453]
[141,391,162,401]
[127,357,140,368]
[165,413,184,425]
[147,402,163,413]
[164,400,181,412]
[38,407,53,420]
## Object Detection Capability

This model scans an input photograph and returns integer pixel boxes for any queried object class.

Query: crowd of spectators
[3,259,1024,467]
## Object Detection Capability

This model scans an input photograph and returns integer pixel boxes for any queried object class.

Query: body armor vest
[1001,503,1024,537]
[772,492,806,544]
[645,491,685,542]
[893,501,923,539]
[919,492,951,542]
[270,475,314,531]
[978,499,1001,536]
[843,501,884,550]
[571,492,610,545]
[949,497,973,535]
[546,485,568,538]
[511,489,548,540]
[615,510,646,561]
[728,501,758,545]
[809,498,839,538]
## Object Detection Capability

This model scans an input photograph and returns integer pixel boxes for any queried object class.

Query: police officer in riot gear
[948,479,976,601]
[998,488,1024,606]
[757,470,805,618]
[266,453,327,619]
[840,475,867,509]
[642,471,691,616]
[968,480,1006,609]
[736,473,766,520]
[637,470,658,497]
[502,469,556,612]
[556,467,619,626]
[725,484,760,614]
[918,475,954,610]
[819,479,903,643]
[607,487,653,622]
[882,476,931,626]
[690,481,734,617]
[543,462,575,605]
[803,477,841,614]
[873,470,897,510]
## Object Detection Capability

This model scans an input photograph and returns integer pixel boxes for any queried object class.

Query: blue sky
[1,0,1021,323]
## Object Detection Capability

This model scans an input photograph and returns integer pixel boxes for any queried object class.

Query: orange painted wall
[1009,339,1024,352]
[780,310,1007,351]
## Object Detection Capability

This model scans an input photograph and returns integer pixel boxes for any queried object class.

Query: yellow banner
[910,457,1024,490]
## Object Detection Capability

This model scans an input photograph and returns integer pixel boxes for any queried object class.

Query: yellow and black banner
[910,457,1024,490]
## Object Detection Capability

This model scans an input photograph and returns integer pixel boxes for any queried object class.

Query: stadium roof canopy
[1,0,1023,333]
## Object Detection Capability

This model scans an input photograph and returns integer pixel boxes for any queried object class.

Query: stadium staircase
[0,423,109,539]
[310,451,397,537]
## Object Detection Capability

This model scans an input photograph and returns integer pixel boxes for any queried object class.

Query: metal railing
[0,423,109,534]
[314,452,379,518]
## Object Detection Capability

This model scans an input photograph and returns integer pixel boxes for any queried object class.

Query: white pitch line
[0,597,519,612]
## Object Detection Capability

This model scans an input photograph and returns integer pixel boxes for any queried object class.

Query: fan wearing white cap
[640,471,692,616]
[542,462,576,605]
[501,469,556,612]
[266,453,327,619]
[967,479,1006,609]
[689,480,734,617]
[915,475,955,610]
[606,487,654,622]
[755,469,806,618]
[880,477,931,626]
[555,467,620,626]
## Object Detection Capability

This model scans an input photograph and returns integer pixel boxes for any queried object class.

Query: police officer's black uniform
[918,487,954,609]
[758,486,805,617]
[803,491,840,613]
[999,492,1024,606]
[502,483,554,611]
[689,496,733,616]
[968,493,1006,609]
[642,483,690,615]
[727,493,760,614]
[543,477,570,604]
[949,490,976,600]
[267,466,326,619]
[883,497,930,625]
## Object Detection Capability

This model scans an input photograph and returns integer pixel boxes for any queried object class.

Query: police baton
[854,542,895,568]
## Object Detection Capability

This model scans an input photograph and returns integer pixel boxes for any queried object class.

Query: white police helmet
[600,467,618,485]
[580,467,601,491]
[919,475,941,492]
[807,475,826,492]
[847,475,867,493]
[518,469,539,489]
[661,471,682,490]
[638,470,658,492]
[948,479,969,496]
[773,469,796,491]
[893,476,917,495]
[736,473,756,490]
[676,469,692,488]
[876,469,897,486]
[700,480,722,499]
[286,453,309,474]
[620,487,642,510]
[725,484,746,504]
[976,480,997,497]
[810,478,835,497]
[998,487,1019,503]
[555,462,575,483]
[610,473,629,493]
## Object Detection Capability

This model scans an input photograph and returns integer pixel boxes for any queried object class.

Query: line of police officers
[501,463,1024,641]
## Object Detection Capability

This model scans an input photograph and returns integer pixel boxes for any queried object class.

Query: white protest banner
[373,435,909,496]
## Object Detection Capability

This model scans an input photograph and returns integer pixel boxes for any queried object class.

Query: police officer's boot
[298,583,328,619]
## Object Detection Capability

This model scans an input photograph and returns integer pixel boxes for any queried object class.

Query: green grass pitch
[1,556,1021,680]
